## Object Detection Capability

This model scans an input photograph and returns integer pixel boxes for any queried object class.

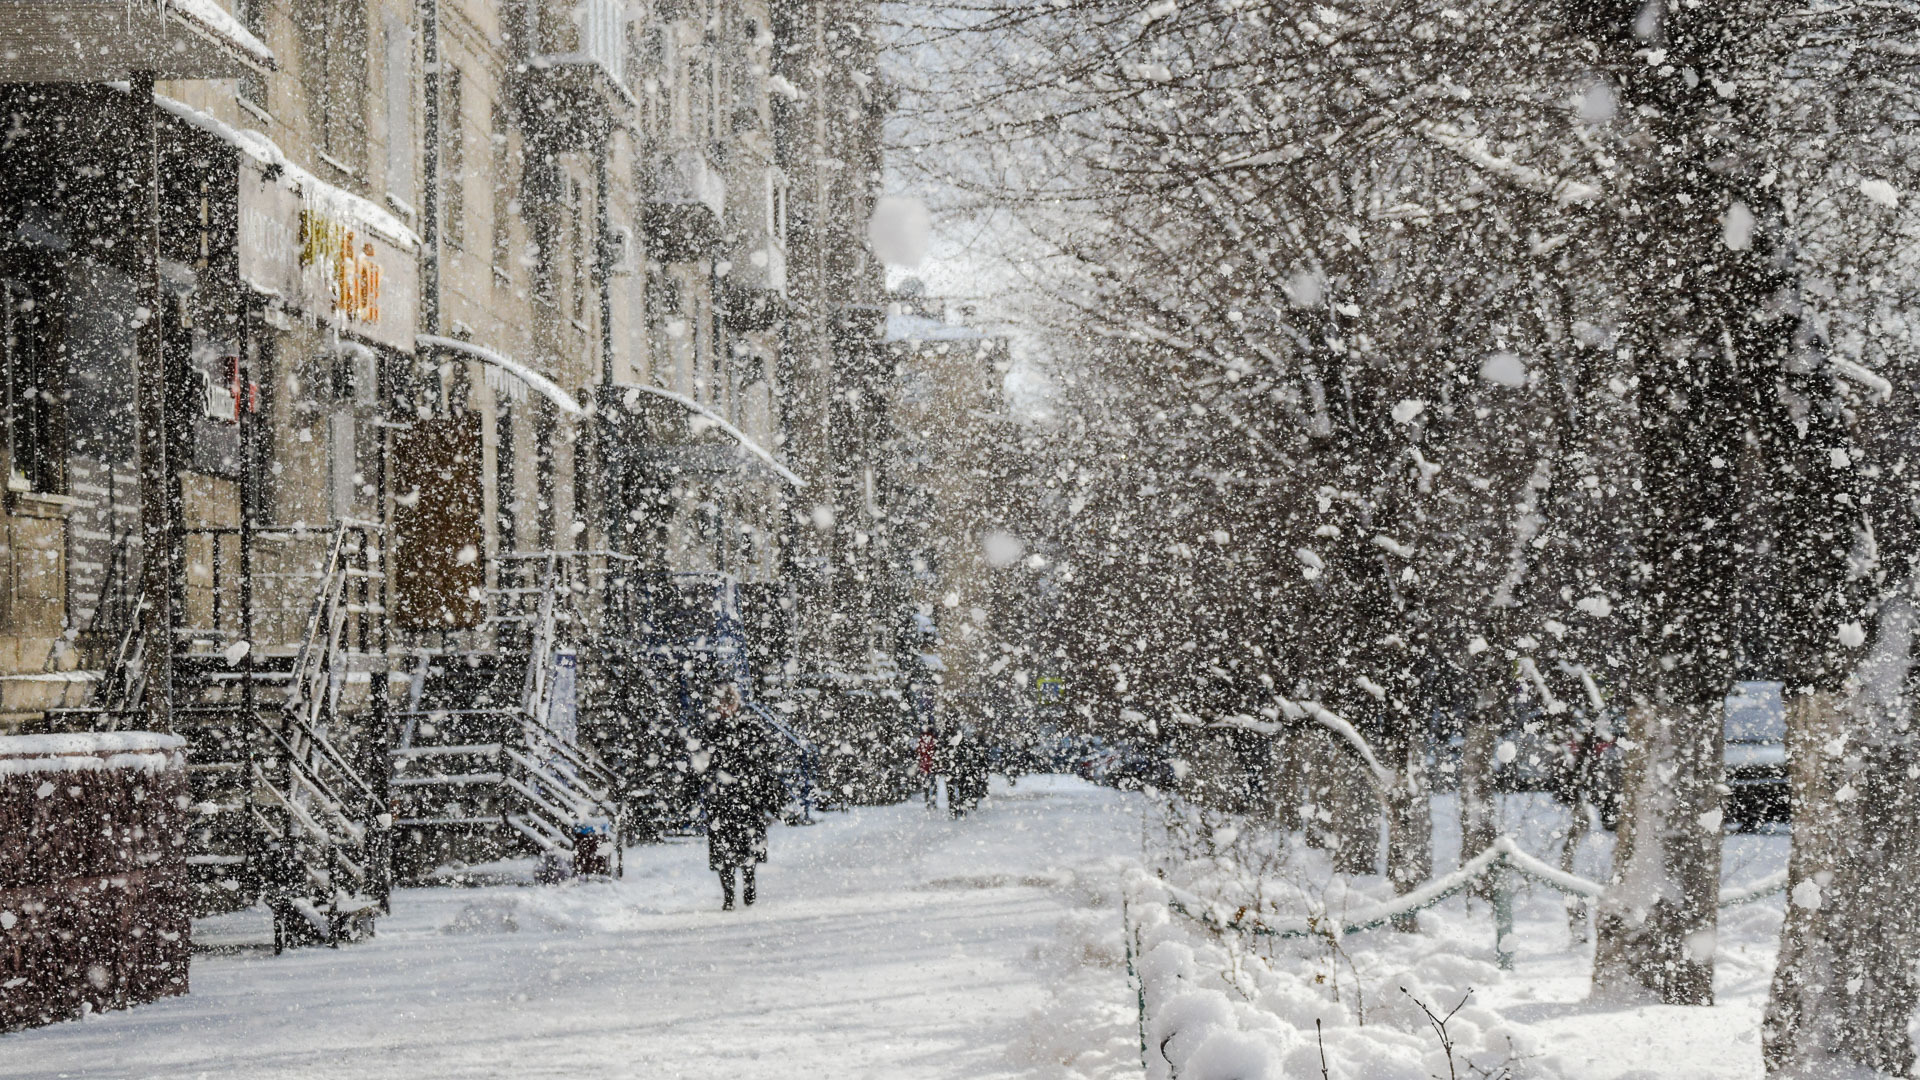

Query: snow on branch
[1493,836,1606,899]
[1517,657,1567,715]
[1829,357,1894,401]
[1273,695,1395,794]
[1149,834,1782,941]
[1414,121,1600,206]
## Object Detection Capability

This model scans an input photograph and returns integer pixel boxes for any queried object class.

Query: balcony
[0,0,274,82]
[643,145,726,262]
[515,0,633,148]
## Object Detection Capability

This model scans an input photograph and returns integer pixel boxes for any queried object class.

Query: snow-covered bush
[1127,795,1567,1080]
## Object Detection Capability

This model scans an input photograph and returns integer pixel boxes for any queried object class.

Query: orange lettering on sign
[300,209,384,325]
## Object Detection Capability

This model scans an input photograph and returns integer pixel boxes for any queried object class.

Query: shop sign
[300,208,385,327]
[238,162,300,300]
[238,161,418,353]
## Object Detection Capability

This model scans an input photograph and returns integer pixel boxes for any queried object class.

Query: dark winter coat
[703,712,780,870]
[948,735,990,812]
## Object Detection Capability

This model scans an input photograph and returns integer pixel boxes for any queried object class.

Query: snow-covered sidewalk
[0,776,1143,1080]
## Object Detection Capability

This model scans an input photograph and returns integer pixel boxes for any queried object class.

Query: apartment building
[882,287,1048,745]
[0,0,910,941]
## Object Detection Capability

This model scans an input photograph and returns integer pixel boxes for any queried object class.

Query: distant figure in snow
[947,728,990,817]
[702,683,779,910]
[917,724,941,808]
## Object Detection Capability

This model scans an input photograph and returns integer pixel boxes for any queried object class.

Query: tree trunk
[1459,662,1503,898]
[1273,730,1305,831]
[1591,700,1724,1005]
[1387,732,1433,931]
[1318,733,1380,875]
[1764,600,1920,1077]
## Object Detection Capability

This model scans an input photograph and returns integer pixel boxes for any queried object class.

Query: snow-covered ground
[0,775,1143,1080]
[0,781,1835,1080]
[1131,793,1793,1080]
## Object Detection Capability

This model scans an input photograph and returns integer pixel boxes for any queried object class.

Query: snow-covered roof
[0,0,273,83]
[166,0,275,71]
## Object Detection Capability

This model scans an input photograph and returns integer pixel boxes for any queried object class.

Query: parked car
[1724,680,1790,829]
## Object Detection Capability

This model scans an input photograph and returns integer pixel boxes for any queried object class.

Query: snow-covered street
[0,777,1141,1080]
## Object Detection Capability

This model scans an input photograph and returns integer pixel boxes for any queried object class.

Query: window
[495,406,517,569]
[647,272,676,385]
[707,36,723,143]
[2,281,65,495]
[579,0,624,82]
[237,0,268,110]
[383,17,414,201]
[569,178,587,324]
[308,0,370,172]
[489,103,513,278]
[443,67,465,250]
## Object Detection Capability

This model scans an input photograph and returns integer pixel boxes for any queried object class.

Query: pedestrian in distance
[948,727,989,818]
[702,683,779,911]
[917,723,940,808]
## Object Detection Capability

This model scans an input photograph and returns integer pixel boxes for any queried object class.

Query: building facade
[0,0,911,940]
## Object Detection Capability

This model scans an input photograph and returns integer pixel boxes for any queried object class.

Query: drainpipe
[595,130,614,388]
[419,0,441,337]
[133,70,173,732]
[592,128,614,569]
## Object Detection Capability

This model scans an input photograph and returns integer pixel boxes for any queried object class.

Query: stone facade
[0,0,913,792]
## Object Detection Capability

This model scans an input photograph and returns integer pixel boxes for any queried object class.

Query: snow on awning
[0,0,275,82]
[418,335,584,417]
[149,92,418,253]
[139,92,423,351]
[613,382,809,489]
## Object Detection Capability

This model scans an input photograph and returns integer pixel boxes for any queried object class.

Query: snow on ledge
[0,732,184,756]
[166,0,276,71]
[141,90,419,253]
[0,732,186,778]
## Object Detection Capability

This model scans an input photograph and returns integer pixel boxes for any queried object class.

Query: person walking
[917,724,940,808]
[948,727,989,818]
[702,683,777,911]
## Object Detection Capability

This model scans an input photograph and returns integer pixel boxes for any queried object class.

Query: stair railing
[269,520,390,921]
[500,551,621,855]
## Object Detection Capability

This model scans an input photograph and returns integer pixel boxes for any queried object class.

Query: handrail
[184,518,384,536]
[748,700,816,820]
[271,522,386,913]
[499,551,622,844]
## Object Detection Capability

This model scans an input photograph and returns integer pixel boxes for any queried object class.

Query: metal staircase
[172,522,393,948]
[51,524,394,948]
[388,552,623,880]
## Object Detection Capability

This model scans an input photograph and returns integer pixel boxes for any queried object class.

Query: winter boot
[719,868,736,911]
[743,868,756,906]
